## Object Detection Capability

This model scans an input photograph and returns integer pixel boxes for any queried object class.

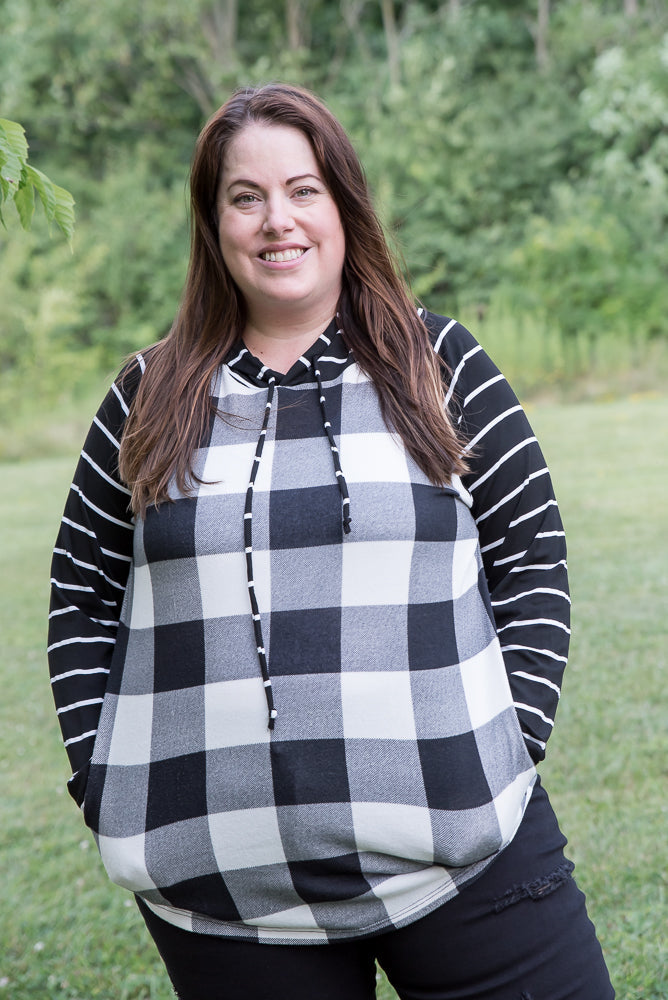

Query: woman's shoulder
[113,343,161,402]
[419,309,481,364]
[419,308,515,412]
[88,345,160,438]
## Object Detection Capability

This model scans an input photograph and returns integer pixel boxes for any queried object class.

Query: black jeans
[137,780,614,1000]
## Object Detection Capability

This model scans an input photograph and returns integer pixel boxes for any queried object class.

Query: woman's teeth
[261,248,305,262]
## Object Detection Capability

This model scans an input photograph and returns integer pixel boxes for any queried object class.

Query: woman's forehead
[222,124,319,179]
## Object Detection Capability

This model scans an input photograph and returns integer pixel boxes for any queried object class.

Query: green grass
[526,395,668,1000]
[1,396,666,998]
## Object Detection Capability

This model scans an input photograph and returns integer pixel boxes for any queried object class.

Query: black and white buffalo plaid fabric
[48,313,570,942]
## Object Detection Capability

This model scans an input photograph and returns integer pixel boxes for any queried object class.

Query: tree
[0,118,75,241]
[286,0,310,50]
[529,0,550,72]
[379,0,401,86]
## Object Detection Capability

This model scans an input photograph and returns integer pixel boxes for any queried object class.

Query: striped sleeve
[431,315,570,762]
[47,359,144,802]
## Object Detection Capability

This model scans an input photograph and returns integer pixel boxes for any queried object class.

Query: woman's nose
[262,195,295,236]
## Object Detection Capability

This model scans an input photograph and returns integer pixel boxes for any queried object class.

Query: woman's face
[216,123,346,329]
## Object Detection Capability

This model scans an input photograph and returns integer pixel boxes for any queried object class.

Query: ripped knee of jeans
[493,860,575,913]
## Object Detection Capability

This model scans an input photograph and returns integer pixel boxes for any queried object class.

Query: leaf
[0,118,29,160]
[0,164,10,205]
[25,164,57,221]
[52,182,76,245]
[23,165,75,243]
[0,121,25,199]
[13,171,36,231]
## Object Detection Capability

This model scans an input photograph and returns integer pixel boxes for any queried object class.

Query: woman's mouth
[260,248,306,262]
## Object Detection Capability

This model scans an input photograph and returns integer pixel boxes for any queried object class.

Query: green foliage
[0,118,74,241]
[58,150,190,362]
[0,0,666,419]
[500,24,668,346]
[505,184,666,344]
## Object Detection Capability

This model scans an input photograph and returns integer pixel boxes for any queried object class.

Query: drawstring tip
[268,709,278,730]
[343,516,352,535]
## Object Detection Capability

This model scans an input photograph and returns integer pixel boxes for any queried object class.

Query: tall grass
[458,303,668,403]
[1,394,666,998]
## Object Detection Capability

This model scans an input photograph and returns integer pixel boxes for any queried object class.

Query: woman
[48,84,614,999]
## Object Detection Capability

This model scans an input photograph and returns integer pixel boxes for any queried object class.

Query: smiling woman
[47,83,614,1000]
[115,84,467,517]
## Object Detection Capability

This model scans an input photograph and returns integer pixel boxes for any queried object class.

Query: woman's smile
[258,246,308,263]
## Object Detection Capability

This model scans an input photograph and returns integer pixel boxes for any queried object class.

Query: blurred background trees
[1,0,666,427]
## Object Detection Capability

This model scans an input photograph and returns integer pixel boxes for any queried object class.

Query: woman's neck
[242,315,334,374]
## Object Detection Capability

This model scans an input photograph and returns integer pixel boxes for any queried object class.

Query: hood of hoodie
[223,316,354,390]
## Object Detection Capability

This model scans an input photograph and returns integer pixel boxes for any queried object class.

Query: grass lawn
[1,394,666,999]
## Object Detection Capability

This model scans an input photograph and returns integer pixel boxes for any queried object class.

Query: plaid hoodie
[48,313,569,943]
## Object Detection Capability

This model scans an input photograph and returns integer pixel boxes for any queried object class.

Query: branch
[0,118,75,243]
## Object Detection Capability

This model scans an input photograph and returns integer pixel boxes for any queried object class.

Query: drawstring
[243,360,353,730]
[244,375,278,730]
[314,367,352,535]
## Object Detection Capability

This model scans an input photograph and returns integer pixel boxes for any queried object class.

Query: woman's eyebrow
[226,178,262,192]
[226,172,322,193]
[285,173,322,185]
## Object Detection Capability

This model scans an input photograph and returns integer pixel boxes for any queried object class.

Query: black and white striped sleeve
[47,359,143,801]
[434,316,570,763]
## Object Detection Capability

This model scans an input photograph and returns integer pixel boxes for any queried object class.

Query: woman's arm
[47,361,143,802]
[430,315,570,763]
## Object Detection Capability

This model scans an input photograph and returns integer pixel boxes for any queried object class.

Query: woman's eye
[294,187,317,198]
[234,193,259,205]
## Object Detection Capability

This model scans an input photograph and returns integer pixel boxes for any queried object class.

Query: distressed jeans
[138,778,615,1000]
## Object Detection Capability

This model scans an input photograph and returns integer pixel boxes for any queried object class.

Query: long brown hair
[119,84,467,515]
